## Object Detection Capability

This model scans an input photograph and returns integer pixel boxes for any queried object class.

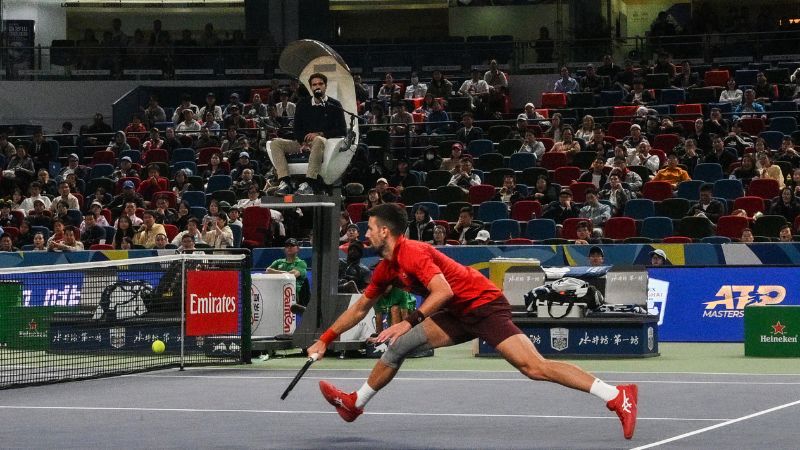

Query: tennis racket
[280,353,318,400]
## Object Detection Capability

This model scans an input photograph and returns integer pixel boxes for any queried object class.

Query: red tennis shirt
[364,236,501,315]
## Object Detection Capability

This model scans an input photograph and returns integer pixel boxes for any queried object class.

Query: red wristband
[319,329,339,345]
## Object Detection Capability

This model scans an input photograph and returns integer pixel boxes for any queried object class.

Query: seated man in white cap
[650,249,668,266]
[271,72,347,195]
[468,229,493,245]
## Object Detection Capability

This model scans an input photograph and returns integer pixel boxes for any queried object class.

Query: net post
[180,255,186,371]
[241,251,252,364]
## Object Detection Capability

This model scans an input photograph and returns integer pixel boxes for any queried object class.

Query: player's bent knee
[380,324,431,369]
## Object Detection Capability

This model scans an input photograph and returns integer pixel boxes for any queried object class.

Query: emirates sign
[185,271,239,336]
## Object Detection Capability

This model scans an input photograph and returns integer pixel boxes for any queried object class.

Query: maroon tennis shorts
[430,296,523,348]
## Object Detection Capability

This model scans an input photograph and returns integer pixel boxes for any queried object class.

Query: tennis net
[0,253,251,389]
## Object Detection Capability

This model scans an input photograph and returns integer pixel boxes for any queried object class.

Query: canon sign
[189,293,237,314]
[185,271,240,336]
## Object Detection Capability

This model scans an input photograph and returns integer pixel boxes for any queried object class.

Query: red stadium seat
[163,224,179,241]
[674,104,703,117]
[539,152,567,170]
[732,196,766,217]
[613,106,639,119]
[89,244,115,250]
[538,137,554,152]
[606,121,632,139]
[716,215,749,240]
[242,206,272,248]
[568,182,595,203]
[642,181,674,201]
[468,184,497,205]
[510,200,542,221]
[653,134,681,153]
[703,70,730,87]
[738,117,765,136]
[152,191,177,208]
[561,218,590,240]
[249,87,271,103]
[346,203,367,222]
[535,108,549,119]
[747,178,780,199]
[554,166,581,186]
[541,92,567,109]
[197,147,221,165]
[505,238,534,245]
[126,136,141,150]
[603,217,637,241]
[91,150,115,166]
[662,236,692,243]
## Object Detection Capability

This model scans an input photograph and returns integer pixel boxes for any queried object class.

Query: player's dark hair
[367,203,408,236]
[308,72,327,85]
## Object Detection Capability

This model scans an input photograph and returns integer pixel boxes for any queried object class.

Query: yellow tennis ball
[152,340,166,354]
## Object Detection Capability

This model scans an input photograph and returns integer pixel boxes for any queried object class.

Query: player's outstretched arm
[307,294,376,360]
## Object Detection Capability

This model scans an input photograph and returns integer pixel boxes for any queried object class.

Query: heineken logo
[28,319,38,331]
[760,321,798,343]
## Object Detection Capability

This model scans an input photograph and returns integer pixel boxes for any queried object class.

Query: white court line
[181,366,800,377]
[631,398,800,450]
[0,405,725,422]
[129,374,800,385]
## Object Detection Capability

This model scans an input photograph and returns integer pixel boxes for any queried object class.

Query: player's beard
[371,239,388,258]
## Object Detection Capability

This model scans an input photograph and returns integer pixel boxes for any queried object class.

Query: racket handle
[309,353,319,362]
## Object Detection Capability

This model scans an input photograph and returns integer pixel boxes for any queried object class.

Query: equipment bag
[524,277,605,319]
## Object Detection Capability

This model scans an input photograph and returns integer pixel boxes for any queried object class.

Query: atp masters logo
[550,327,569,352]
[760,321,799,343]
[703,285,786,319]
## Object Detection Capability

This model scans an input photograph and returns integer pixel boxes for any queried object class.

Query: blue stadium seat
[355,221,369,238]
[525,218,557,241]
[172,161,197,175]
[90,164,114,179]
[477,201,508,222]
[713,179,745,200]
[768,117,797,135]
[120,149,141,164]
[467,139,494,158]
[205,174,232,193]
[103,226,115,244]
[31,226,51,241]
[640,217,674,240]
[229,223,242,247]
[190,206,207,221]
[676,180,704,201]
[734,69,758,87]
[66,209,82,226]
[599,90,624,106]
[182,190,206,208]
[412,202,440,220]
[692,163,724,183]
[509,152,537,170]
[769,101,797,113]
[490,219,521,241]
[623,198,656,220]
[171,148,196,163]
[759,131,785,150]
[707,102,733,115]
[659,89,686,105]
[701,236,731,244]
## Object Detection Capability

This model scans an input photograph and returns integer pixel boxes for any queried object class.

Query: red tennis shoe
[319,380,363,422]
[606,384,638,440]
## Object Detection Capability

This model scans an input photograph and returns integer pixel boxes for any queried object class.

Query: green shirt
[269,257,308,292]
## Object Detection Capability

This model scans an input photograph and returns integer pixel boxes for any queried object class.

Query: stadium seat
[539,137,555,152]
[508,152,537,170]
[663,236,692,243]
[520,167,549,186]
[748,178,780,200]
[712,179,745,200]
[703,70,730,87]
[466,139,495,158]
[568,182,595,203]
[553,166,581,186]
[759,131,784,151]
[657,198,692,220]
[171,148,196,163]
[498,139,522,157]
[769,101,797,113]
[599,90,624,106]
[716,215,749,240]
[120,149,141,164]
[425,170,453,189]
[469,184,497,204]
[89,244,114,250]
[765,67,790,84]
[412,202,440,220]
[561,217,588,240]
[230,223,242,247]
[738,117,765,136]
[208,190,236,206]
[505,238,534,245]
[162,223,179,242]
[640,216,674,240]
[90,164,114,179]
[190,206,207,221]
[443,201,471,222]
[676,180,704,201]
[489,219,521,241]
[511,200,542,221]
[686,87,716,104]
[693,163,724,183]
[181,191,206,209]
[197,147,222,165]
[678,216,715,239]
[477,201,508,222]
[768,116,797,135]
[205,174,232,193]
[603,217,637,241]
[401,185,431,205]
[568,92,594,108]
[354,221,368,239]
[621,198,655,220]
[702,236,731,244]
[431,186,467,205]
[91,150,116,166]
[659,89,686,105]
[143,148,169,165]
[642,181,674,201]
[675,103,703,117]
[606,121,632,140]
[346,203,367,222]
[653,134,681,153]
[735,69,758,87]
[172,161,197,175]
[525,218,557,241]
[752,215,788,238]
[541,92,567,109]
[486,168,515,187]
[571,151,597,170]
[613,106,639,119]
[733,196,766,217]
[488,125,512,144]
[539,152,567,170]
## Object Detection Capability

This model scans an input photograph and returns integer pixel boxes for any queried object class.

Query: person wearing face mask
[404,72,428,99]
[413,146,442,172]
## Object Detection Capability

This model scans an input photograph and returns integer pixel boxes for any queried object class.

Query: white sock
[355,382,377,409]
[589,378,618,402]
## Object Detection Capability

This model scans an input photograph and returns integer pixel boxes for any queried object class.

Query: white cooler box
[251,273,297,338]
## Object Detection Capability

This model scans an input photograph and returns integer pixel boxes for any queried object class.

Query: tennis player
[308,203,638,439]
